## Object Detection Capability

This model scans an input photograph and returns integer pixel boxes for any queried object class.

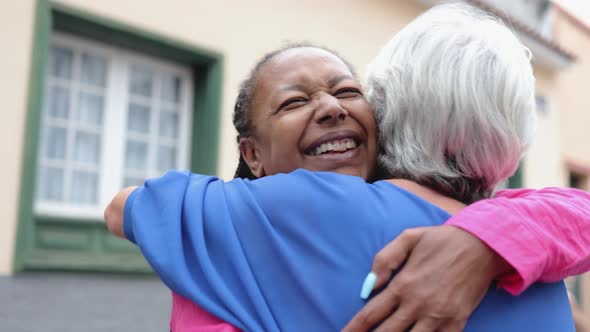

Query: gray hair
[366,3,537,203]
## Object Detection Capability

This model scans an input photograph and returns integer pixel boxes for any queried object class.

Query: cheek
[267,117,307,160]
[356,103,379,160]
[354,103,378,141]
[273,113,309,145]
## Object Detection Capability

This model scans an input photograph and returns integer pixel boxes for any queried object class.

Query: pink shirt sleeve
[170,292,240,332]
[446,187,590,295]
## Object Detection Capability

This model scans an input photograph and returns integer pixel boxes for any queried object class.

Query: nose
[313,93,349,125]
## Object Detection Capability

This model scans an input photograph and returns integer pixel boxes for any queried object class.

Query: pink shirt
[171,294,240,332]
[170,187,590,332]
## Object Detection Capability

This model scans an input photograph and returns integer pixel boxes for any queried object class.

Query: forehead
[257,48,354,89]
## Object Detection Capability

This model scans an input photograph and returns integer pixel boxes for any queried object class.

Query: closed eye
[334,87,362,98]
[278,97,308,111]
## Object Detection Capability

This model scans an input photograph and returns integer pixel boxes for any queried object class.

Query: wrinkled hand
[343,226,510,332]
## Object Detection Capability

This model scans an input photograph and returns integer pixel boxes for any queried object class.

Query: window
[487,0,554,38]
[35,33,193,219]
[15,2,221,272]
[569,172,587,190]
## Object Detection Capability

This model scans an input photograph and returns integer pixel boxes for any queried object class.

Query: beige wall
[556,11,590,171]
[524,66,567,188]
[555,9,590,319]
[0,0,37,274]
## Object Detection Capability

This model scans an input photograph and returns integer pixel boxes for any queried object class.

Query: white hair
[366,3,537,203]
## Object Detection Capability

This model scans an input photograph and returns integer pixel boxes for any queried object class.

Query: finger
[408,318,441,332]
[372,305,416,332]
[371,227,428,290]
[343,287,402,332]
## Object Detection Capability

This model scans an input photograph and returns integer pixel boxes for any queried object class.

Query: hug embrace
[105,4,590,332]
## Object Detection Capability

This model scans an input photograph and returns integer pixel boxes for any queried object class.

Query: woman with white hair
[368,3,536,205]
[106,4,584,331]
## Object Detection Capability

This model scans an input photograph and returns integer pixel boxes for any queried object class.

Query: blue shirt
[124,169,574,331]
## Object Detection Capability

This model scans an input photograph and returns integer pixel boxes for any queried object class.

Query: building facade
[1,0,588,320]
[554,1,590,318]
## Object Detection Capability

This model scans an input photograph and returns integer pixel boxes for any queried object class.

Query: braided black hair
[233,43,358,179]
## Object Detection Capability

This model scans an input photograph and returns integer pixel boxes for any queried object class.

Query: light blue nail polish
[360,272,377,300]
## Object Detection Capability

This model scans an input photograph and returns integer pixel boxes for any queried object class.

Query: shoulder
[240,169,373,202]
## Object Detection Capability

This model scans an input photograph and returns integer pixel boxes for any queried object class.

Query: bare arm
[104,186,137,238]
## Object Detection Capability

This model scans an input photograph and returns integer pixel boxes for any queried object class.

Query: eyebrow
[327,74,354,87]
[280,84,307,92]
[278,74,355,93]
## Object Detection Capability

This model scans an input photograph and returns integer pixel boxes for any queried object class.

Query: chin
[331,167,366,180]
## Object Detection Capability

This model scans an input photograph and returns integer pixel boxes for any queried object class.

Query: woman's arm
[107,171,590,331]
[448,187,590,294]
[106,169,388,331]
[344,187,590,332]
[105,171,275,331]
[104,186,136,239]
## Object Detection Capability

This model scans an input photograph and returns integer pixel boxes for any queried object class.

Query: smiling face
[239,47,378,180]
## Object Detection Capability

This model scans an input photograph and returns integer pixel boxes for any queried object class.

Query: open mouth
[305,137,360,156]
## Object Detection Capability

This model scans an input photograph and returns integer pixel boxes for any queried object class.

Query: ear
[239,137,266,178]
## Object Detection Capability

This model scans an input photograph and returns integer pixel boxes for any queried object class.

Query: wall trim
[14,0,52,273]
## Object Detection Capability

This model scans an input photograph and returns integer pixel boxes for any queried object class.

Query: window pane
[74,131,101,164]
[161,74,182,103]
[125,140,148,169]
[70,170,98,204]
[123,176,145,188]
[49,46,73,79]
[158,111,179,138]
[37,167,64,201]
[129,66,153,97]
[77,92,103,126]
[47,86,70,119]
[80,53,107,87]
[157,145,177,172]
[43,126,67,160]
[127,103,151,133]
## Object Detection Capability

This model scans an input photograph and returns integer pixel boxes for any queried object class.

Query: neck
[385,178,466,215]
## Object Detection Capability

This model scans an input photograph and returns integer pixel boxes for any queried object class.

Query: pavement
[0,273,171,332]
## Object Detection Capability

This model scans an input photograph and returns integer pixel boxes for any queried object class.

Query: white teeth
[310,138,358,156]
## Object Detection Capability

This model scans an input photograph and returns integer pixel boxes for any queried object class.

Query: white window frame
[35,32,193,220]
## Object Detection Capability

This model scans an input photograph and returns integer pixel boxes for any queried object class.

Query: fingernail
[360,272,377,299]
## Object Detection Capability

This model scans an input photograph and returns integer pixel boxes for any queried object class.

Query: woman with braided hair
[107,4,589,331]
